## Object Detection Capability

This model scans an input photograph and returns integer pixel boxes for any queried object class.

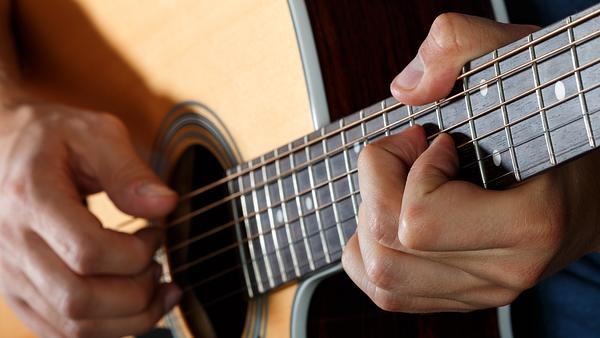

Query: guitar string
[167,61,596,259]
[163,72,600,279]
[167,167,358,253]
[158,9,600,313]
[113,9,600,235]
[165,8,600,207]
[177,217,353,301]
[176,123,600,306]
[177,218,351,297]
[155,49,600,238]
[180,247,350,315]
[119,54,600,283]
[473,103,600,187]
[167,58,591,257]
[173,120,600,311]
[116,53,600,283]
[114,25,600,232]
[168,89,600,304]
[169,188,361,274]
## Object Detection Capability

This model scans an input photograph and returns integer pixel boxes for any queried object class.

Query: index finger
[357,126,427,248]
[32,189,162,275]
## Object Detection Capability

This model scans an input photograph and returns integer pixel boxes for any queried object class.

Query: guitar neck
[231,3,600,296]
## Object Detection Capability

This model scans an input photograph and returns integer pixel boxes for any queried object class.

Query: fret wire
[359,109,368,140]
[487,113,600,186]
[168,15,600,210]
[181,214,362,304]
[289,142,316,271]
[528,34,558,165]
[381,100,390,136]
[274,148,301,278]
[434,100,444,130]
[261,154,287,282]
[256,72,600,255]
[460,67,600,150]
[407,105,415,126]
[168,159,362,254]
[522,120,598,171]
[339,118,359,243]
[175,188,362,280]
[227,169,254,298]
[322,126,346,251]
[236,171,264,293]
[307,134,331,264]
[163,25,600,216]
[462,67,488,188]
[493,50,522,181]
[181,215,361,303]
[155,27,600,237]
[249,157,275,288]
[177,93,600,279]
[242,173,360,261]
[166,52,600,235]
[170,69,600,280]
[567,16,596,147]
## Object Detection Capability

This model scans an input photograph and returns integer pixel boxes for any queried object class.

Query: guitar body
[0,1,509,337]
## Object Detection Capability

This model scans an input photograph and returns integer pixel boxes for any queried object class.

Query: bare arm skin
[0,1,181,337]
[342,13,600,313]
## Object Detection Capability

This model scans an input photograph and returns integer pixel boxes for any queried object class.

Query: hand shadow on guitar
[12,0,177,159]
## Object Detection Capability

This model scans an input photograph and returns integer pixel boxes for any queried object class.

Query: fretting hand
[342,13,600,312]
[0,101,181,337]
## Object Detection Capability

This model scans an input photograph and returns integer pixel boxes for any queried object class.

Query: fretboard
[230,3,600,296]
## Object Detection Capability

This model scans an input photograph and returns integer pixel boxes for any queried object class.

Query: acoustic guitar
[3,1,600,337]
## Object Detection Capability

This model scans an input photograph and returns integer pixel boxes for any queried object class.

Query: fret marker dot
[276,209,284,223]
[304,196,313,210]
[554,81,566,101]
[479,79,488,97]
[492,149,502,167]
[353,143,361,154]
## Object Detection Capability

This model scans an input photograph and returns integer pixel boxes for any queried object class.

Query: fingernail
[392,55,424,91]
[163,285,182,312]
[136,182,175,197]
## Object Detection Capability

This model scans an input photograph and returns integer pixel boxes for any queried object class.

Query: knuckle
[91,112,129,139]
[425,13,467,56]
[65,238,101,275]
[371,289,398,312]
[366,212,396,245]
[57,283,89,319]
[493,289,520,307]
[365,258,394,289]
[357,143,377,174]
[398,202,433,250]
[503,262,542,290]
[3,176,30,203]
[130,276,156,312]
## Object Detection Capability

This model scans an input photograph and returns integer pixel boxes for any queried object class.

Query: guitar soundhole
[166,144,247,338]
